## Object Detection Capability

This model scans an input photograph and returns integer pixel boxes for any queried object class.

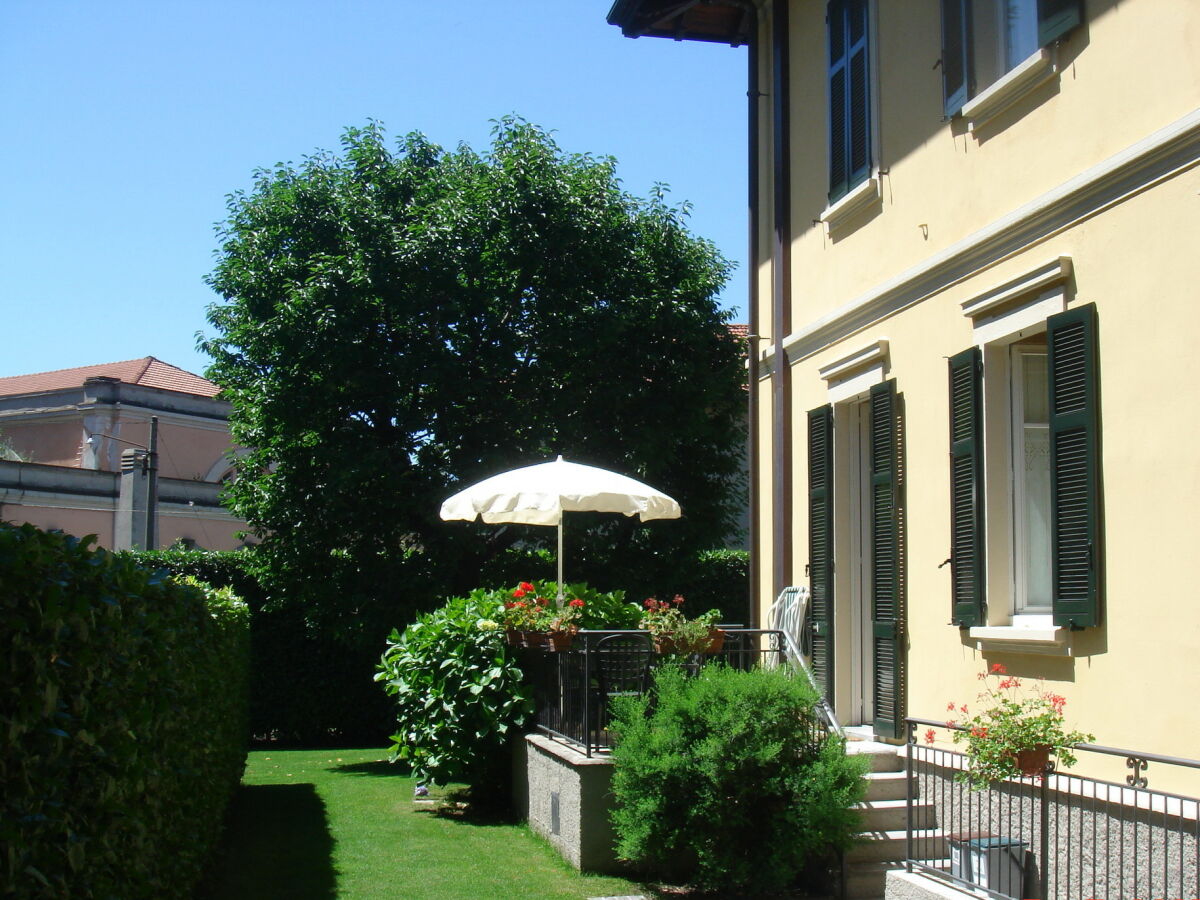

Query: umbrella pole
[556,520,564,603]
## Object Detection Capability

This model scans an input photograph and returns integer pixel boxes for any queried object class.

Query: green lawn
[197,748,655,900]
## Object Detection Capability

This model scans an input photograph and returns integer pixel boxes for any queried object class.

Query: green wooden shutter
[1047,304,1101,628]
[948,347,985,627]
[1038,0,1083,47]
[940,0,971,117]
[808,405,835,701]
[870,381,904,739]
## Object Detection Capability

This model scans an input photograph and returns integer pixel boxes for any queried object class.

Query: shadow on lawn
[328,758,404,777]
[196,783,336,900]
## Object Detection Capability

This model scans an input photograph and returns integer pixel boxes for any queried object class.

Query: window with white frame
[940,0,1082,118]
[1009,338,1051,615]
[949,302,1101,632]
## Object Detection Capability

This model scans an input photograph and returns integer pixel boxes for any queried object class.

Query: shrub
[1,523,250,899]
[608,664,865,894]
[376,588,533,792]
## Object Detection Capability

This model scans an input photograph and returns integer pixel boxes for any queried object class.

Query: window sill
[819,176,881,232]
[968,624,1071,656]
[962,47,1058,132]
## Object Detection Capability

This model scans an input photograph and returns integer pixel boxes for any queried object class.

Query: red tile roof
[727,323,749,340]
[0,357,221,399]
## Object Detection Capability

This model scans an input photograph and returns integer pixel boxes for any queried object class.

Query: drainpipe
[769,0,793,600]
[745,2,762,627]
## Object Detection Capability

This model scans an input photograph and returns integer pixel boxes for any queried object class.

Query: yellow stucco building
[609,0,1200,794]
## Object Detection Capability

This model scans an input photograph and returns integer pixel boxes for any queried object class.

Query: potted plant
[500,580,588,650]
[545,596,586,651]
[944,663,1094,790]
[639,595,724,654]
[501,581,552,648]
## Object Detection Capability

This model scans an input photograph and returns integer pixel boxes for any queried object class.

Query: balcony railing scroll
[904,715,1200,900]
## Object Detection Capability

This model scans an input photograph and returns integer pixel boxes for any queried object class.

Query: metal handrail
[907,715,1200,778]
[769,586,844,738]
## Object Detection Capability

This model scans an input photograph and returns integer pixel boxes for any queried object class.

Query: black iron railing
[521,628,791,756]
[905,715,1200,900]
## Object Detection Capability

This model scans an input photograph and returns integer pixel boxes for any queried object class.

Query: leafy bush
[1,523,250,899]
[377,589,533,792]
[609,664,865,894]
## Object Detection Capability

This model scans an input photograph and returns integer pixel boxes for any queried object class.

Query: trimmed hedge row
[1,524,250,899]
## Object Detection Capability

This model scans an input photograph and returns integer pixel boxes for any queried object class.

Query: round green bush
[376,588,533,791]
[608,664,866,894]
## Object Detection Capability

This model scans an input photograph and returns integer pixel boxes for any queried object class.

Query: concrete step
[844,859,902,900]
[855,797,935,831]
[862,769,910,802]
[846,828,946,864]
[846,859,953,900]
[846,740,904,773]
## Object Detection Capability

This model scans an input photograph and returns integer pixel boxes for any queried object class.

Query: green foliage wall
[1,524,250,898]
[609,665,865,894]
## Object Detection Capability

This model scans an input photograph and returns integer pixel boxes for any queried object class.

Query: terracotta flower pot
[703,628,726,654]
[1014,745,1052,776]
[519,630,546,650]
[652,635,677,654]
[545,630,574,652]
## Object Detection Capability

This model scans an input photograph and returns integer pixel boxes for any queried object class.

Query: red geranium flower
[568,598,585,608]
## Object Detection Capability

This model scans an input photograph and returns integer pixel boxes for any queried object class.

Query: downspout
[770,0,793,600]
[745,2,762,627]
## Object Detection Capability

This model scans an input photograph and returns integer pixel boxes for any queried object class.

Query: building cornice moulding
[783,107,1200,365]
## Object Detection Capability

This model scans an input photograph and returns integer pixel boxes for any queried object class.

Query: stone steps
[843,740,948,900]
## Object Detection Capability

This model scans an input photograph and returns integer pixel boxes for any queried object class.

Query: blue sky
[0,2,748,379]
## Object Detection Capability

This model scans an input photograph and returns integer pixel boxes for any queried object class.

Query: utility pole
[146,416,158,550]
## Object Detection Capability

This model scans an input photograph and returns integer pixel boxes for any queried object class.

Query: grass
[197,747,656,899]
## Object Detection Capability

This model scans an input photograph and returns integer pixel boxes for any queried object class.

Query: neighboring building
[0,357,249,550]
[608,0,1200,795]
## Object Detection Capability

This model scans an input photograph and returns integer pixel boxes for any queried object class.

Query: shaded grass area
[198,748,655,899]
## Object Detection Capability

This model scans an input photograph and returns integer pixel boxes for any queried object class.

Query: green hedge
[1,524,250,899]
[126,547,394,745]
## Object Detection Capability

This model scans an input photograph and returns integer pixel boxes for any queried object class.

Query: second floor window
[940,0,1083,117]
[828,0,871,203]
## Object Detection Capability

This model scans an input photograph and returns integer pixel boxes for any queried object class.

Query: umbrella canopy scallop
[439,456,681,525]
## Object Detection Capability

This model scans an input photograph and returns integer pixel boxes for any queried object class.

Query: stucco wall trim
[968,625,1070,656]
[818,338,890,381]
[960,258,1072,320]
[819,175,882,232]
[818,338,889,403]
[782,108,1200,363]
[962,46,1057,132]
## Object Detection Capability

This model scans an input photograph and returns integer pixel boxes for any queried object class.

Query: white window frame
[961,259,1073,652]
[1008,342,1052,617]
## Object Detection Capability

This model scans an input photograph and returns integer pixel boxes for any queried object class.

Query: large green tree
[203,118,745,638]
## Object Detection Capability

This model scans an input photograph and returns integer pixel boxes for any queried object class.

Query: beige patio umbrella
[439,456,681,599]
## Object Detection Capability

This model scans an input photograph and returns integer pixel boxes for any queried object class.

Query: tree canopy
[203,118,745,634]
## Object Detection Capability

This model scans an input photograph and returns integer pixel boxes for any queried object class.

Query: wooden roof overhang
[606,0,755,47]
